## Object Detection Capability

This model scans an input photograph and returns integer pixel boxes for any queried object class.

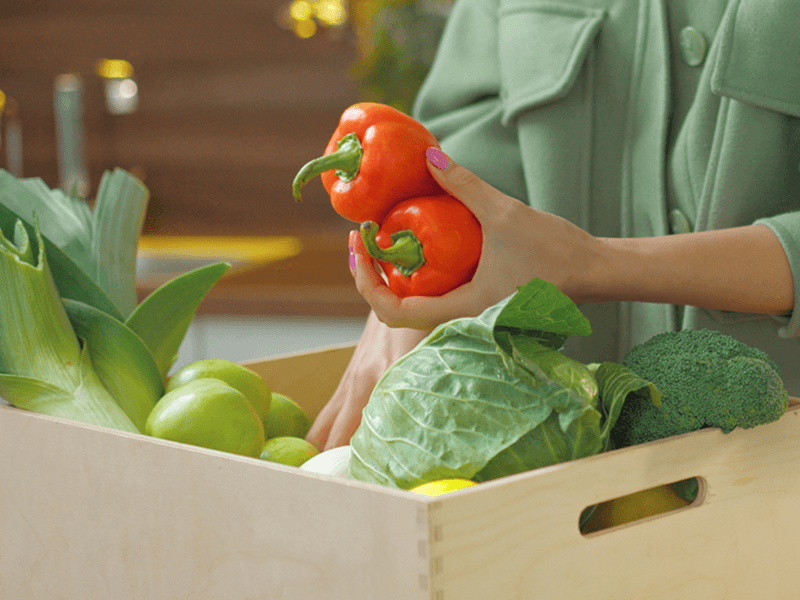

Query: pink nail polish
[348,231,357,275]
[426,147,449,171]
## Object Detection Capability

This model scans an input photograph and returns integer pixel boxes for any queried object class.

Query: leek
[0,202,123,319]
[0,169,231,431]
[0,168,148,318]
[0,218,139,432]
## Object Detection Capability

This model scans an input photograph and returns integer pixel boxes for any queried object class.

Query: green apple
[147,378,265,458]
[166,359,272,428]
[260,436,319,467]
[266,392,312,439]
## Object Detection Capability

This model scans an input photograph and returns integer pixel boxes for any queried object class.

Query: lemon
[265,392,312,439]
[581,485,691,533]
[410,479,478,496]
[167,359,272,428]
[260,436,320,467]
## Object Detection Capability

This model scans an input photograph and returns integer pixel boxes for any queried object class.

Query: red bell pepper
[359,194,482,298]
[292,103,443,223]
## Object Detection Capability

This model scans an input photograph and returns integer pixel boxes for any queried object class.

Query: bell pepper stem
[292,133,363,203]
[360,221,426,277]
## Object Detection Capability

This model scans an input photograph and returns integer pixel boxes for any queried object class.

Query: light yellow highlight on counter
[137,235,303,265]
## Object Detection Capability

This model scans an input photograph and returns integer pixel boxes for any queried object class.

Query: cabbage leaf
[349,278,660,489]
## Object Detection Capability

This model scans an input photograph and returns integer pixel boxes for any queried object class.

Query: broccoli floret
[611,329,789,448]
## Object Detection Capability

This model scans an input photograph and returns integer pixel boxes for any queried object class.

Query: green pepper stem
[360,221,426,277]
[292,133,363,203]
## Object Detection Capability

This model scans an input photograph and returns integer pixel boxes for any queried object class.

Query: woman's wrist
[558,231,624,305]
[589,225,794,315]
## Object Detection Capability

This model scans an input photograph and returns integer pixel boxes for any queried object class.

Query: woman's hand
[351,146,794,323]
[350,148,609,330]
[305,311,429,450]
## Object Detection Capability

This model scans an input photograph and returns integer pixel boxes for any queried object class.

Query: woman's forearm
[593,224,795,315]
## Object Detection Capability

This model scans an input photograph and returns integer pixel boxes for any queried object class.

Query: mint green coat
[413,0,800,394]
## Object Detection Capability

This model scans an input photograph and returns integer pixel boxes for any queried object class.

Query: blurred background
[0,0,452,368]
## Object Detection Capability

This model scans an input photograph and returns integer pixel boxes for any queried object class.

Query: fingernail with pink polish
[426,147,449,171]
[348,231,357,275]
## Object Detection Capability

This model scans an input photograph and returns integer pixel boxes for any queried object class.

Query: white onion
[299,445,354,478]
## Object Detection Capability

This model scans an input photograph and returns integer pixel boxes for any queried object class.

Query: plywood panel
[0,404,428,600]
[431,408,800,600]
[2,344,800,599]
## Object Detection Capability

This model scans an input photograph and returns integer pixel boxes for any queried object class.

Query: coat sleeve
[706,0,800,337]
[754,211,800,338]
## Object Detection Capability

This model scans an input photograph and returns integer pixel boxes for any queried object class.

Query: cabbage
[349,278,659,489]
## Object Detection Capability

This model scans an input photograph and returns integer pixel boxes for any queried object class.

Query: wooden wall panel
[0,0,362,236]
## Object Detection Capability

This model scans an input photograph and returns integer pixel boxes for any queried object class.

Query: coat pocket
[498,1,605,125]
[711,0,800,118]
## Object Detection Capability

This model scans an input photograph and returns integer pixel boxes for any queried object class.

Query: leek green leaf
[125,261,230,379]
[91,168,149,317]
[0,376,91,420]
[0,167,149,319]
[64,299,164,433]
[0,170,92,272]
[0,191,124,320]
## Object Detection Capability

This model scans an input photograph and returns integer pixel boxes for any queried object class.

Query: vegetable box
[1,342,799,600]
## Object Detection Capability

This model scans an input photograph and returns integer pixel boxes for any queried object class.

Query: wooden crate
[2,342,800,600]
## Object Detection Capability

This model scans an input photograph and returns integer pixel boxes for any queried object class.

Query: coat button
[669,209,693,235]
[679,27,707,67]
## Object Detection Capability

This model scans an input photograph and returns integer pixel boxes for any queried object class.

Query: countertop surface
[135,233,370,317]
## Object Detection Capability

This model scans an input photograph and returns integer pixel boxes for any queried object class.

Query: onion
[300,445,353,478]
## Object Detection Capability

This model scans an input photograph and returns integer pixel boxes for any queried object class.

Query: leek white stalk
[0,218,139,433]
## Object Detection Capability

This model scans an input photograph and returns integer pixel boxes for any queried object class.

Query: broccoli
[611,329,789,448]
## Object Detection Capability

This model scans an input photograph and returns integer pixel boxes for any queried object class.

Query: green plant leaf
[473,334,603,482]
[0,170,92,273]
[474,404,602,482]
[0,167,149,320]
[91,168,149,317]
[0,199,123,320]
[64,299,164,433]
[0,375,83,418]
[494,278,592,351]
[593,362,662,447]
[506,334,599,405]
[0,345,140,434]
[1,217,83,391]
[125,261,230,380]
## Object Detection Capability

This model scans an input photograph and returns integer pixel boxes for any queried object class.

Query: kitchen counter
[135,233,370,318]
